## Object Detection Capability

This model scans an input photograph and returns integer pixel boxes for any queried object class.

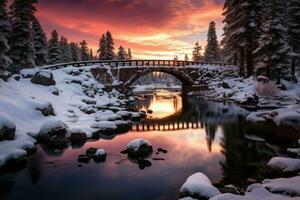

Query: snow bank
[0,65,131,167]
[268,157,300,173]
[0,112,16,130]
[179,172,220,199]
[262,176,300,196]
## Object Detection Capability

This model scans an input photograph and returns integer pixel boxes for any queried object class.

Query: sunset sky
[36,0,224,60]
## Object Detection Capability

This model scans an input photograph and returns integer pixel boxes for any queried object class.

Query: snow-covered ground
[0,65,139,167]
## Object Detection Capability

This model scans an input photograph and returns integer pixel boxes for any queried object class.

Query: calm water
[0,90,278,200]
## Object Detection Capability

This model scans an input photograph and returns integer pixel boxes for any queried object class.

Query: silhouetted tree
[80,40,89,61]
[0,0,12,75]
[32,17,47,66]
[192,42,202,61]
[204,21,221,63]
[288,0,300,82]
[117,46,127,60]
[70,42,81,62]
[9,0,37,70]
[59,36,72,63]
[127,48,132,60]
[97,34,106,60]
[184,54,189,61]
[106,31,115,60]
[48,30,61,64]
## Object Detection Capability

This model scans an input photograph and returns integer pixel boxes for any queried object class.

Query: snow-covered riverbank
[0,65,143,168]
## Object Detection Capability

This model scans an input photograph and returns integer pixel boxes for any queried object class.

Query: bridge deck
[39,60,233,70]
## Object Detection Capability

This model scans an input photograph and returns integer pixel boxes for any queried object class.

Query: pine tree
[127,48,132,60]
[288,0,300,81]
[9,0,37,70]
[0,0,12,75]
[222,0,263,77]
[192,42,202,62]
[32,17,47,66]
[80,40,89,61]
[184,54,189,61]
[222,0,239,65]
[59,36,72,63]
[70,42,81,62]
[97,34,106,60]
[106,31,115,60]
[89,48,94,60]
[117,46,127,60]
[254,0,291,80]
[204,21,221,63]
[48,30,61,64]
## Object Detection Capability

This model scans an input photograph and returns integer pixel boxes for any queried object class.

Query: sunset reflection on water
[135,90,182,119]
[1,93,276,200]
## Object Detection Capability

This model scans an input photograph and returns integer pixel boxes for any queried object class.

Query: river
[0,89,279,200]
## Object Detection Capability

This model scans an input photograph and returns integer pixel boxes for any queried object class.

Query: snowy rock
[20,69,36,78]
[262,176,300,197]
[131,113,142,122]
[179,172,220,200]
[0,113,16,141]
[91,121,118,134]
[70,128,87,141]
[116,111,132,120]
[246,108,300,140]
[267,157,300,173]
[38,119,70,143]
[36,102,55,116]
[93,149,106,162]
[114,120,131,133]
[96,114,122,121]
[31,70,56,86]
[126,138,153,158]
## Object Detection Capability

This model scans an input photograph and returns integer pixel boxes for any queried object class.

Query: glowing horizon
[36,0,224,60]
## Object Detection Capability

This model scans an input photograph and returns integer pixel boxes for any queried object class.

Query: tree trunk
[246,48,254,77]
[239,47,245,77]
[234,53,238,65]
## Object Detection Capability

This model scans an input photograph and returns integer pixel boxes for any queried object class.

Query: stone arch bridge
[41,60,236,94]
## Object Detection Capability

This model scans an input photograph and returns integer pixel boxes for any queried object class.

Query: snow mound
[179,172,220,199]
[268,157,300,173]
[262,176,300,197]
[91,121,117,130]
[0,112,16,130]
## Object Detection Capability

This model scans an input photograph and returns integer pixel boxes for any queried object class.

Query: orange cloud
[36,0,224,59]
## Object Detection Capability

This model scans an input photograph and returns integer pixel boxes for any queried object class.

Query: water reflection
[0,90,279,200]
[133,90,182,119]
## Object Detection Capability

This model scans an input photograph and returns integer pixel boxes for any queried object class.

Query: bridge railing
[38,60,233,70]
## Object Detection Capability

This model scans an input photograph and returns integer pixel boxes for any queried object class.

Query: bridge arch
[123,67,194,88]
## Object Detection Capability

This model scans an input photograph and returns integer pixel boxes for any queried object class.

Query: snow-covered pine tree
[32,17,47,66]
[70,42,81,62]
[254,0,291,80]
[288,0,300,81]
[0,0,12,75]
[9,0,37,71]
[48,30,61,64]
[204,21,221,63]
[106,31,115,60]
[59,36,72,63]
[185,54,189,61]
[97,34,106,60]
[117,46,127,60]
[222,0,239,65]
[192,42,202,62]
[127,48,132,60]
[222,0,263,77]
[80,40,89,61]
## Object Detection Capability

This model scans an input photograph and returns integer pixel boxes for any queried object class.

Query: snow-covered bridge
[41,60,236,94]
